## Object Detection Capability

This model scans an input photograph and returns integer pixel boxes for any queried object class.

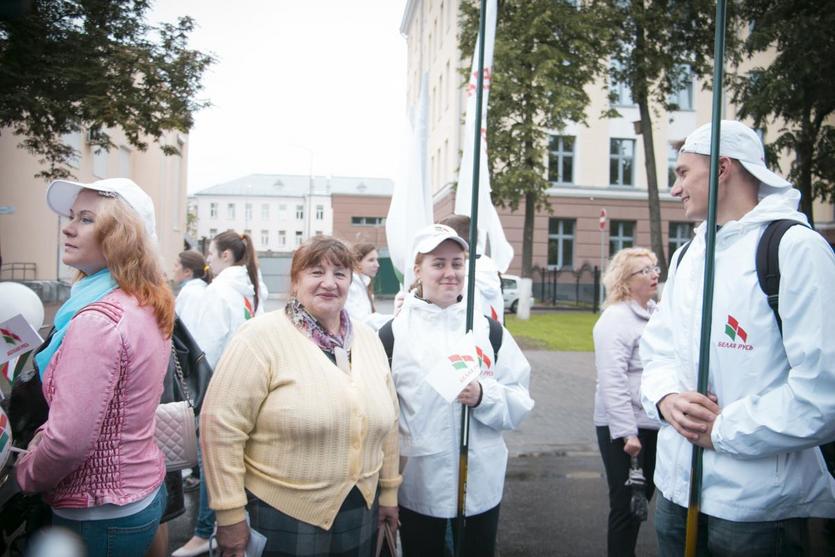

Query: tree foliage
[459,0,611,276]
[0,0,214,180]
[728,0,835,225]
[603,0,738,278]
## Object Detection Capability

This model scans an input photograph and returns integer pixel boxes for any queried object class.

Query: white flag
[387,73,432,290]
[455,0,514,273]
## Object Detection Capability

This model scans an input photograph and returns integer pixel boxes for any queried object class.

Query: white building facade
[191,174,393,253]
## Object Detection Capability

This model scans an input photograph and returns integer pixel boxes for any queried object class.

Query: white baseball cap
[411,224,469,261]
[680,120,792,188]
[47,178,158,241]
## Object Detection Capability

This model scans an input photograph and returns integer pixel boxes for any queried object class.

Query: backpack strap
[486,316,503,364]
[378,316,503,367]
[378,319,395,368]
[675,240,693,270]
[755,220,807,336]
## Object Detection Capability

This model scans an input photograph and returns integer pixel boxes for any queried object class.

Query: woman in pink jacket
[16,178,174,557]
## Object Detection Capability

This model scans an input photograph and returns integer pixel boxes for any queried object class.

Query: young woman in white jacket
[173,250,210,330]
[387,224,534,557]
[173,230,266,557]
[345,243,391,331]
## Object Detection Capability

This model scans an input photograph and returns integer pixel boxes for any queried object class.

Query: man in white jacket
[640,120,835,555]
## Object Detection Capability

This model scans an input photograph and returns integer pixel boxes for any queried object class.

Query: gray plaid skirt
[245,488,378,557]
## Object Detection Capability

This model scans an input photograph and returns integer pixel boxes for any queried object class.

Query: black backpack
[378,316,503,369]
[677,219,835,477]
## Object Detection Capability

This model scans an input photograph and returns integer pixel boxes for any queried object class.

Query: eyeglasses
[629,266,660,278]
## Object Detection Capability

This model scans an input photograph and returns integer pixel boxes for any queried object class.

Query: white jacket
[640,188,835,521]
[390,293,534,517]
[192,266,266,369]
[175,278,207,334]
[345,273,391,331]
[593,300,659,439]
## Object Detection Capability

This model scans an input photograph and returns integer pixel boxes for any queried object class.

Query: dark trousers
[399,504,500,557]
[655,494,810,557]
[596,426,658,557]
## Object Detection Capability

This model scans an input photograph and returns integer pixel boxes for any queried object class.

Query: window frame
[609,220,636,256]
[547,218,575,270]
[609,138,636,187]
[548,135,575,185]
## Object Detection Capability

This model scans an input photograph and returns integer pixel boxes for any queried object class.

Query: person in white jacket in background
[173,250,210,331]
[173,229,267,557]
[593,247,660,557]
[640,120,835,556]
[387,224,533,557]
[345,243,391,331]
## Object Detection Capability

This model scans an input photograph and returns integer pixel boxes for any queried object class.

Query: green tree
[604,0,738,278]
[459,0,611,277]
[0,0,213,180]
[728,0,835,225]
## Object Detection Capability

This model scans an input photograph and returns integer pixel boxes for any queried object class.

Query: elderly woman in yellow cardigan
[200,236,401,557]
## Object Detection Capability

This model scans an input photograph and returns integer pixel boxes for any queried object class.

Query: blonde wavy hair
[602,247,657,308]
[92,196,175,336]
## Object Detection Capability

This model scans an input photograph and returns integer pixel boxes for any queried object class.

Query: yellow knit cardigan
[200,310,401,529]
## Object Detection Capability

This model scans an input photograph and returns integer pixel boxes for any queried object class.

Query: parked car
[501,274,532,313]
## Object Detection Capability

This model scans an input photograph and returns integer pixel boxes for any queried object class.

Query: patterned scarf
[285,298,353,372]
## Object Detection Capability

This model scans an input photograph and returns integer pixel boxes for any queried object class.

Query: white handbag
[154,345,198,472]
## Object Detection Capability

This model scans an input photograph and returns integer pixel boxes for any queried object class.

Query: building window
[668,222,694,260]
[279,204,287,214]
[295,231,303,246]
[244,229,252,237]
[227,203,236,219]
[668,142,679,188]
[210,202,218,219]
[209,228,217,238]
[609,220,635,256]
[610,139,635,187]
[278,230,286,247]
[547,219,575,269]
[315,230,323,236]
[245,203,253,222]
[668,65,694,111]
[316,205,324,220]
[548,135,575,184]
[609,59,634,106]
[62,132,82,168]
[261,229,269,247]
[296,205,304,220]
[93,148,108,178]
[351,216,386,227]
[261,204,269,220]
[119,146,132,177]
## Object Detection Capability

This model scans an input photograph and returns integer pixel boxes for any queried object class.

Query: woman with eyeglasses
[592,247,660,557]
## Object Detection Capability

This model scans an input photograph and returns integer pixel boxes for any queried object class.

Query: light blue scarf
[34,269,117,379]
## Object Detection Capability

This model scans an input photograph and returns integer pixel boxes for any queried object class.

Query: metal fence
[531,263,601,312]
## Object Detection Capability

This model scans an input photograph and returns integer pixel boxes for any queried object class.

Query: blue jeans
[655,494,810,557]
[52,484,166,557]
[195,443,215,539]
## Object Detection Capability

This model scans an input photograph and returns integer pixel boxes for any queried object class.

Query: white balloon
[0,282,45,330]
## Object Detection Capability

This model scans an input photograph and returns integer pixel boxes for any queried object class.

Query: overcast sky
[148,1,408,193]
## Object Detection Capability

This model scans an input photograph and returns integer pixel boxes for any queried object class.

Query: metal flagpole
[456,0,487,555]
[685,1,728,555]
